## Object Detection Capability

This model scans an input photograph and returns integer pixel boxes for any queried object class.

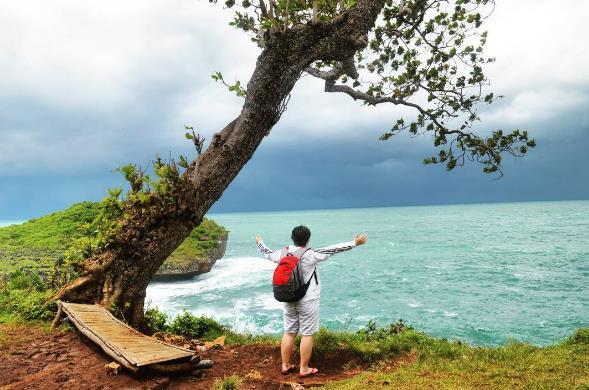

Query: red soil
[0,324,368,389]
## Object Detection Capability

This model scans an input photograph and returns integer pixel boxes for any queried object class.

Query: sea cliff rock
[153,233,228,280]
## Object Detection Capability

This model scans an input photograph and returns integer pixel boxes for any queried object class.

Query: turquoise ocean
[59,200,585,346]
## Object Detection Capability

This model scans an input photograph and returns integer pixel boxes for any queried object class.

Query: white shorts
[283,299,320,336]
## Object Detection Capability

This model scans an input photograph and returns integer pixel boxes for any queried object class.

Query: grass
[142,309,589,388]
[0,201,227,278]
[320,328,589,389]
[162,218,227,266]
[211,374,242,390]
[0,202,98,275]
[1,296,587,389]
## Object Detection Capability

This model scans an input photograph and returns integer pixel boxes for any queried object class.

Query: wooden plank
[58,301,196,368]
[91,304,193,353]
[60,305,137,372]
[131,353,190,361]
[61,303,141,365]
[127,350,189,357]
[128,349,179,354]
[123,347,180,354]
[62,303,130,363]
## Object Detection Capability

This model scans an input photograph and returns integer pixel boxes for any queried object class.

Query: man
[256,226,367,378]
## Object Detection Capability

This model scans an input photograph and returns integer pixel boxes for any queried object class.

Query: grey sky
[1,1,588,219]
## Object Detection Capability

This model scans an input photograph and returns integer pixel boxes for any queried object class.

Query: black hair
[291,225,311,247]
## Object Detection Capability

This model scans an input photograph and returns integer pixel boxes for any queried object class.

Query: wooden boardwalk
[56,301,197,372]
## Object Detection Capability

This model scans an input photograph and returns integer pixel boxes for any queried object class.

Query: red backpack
[273,247,317,303]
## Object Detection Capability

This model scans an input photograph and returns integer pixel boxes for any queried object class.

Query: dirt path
[0,324,366,389]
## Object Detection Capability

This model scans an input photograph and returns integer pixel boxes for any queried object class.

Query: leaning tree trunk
[55,0,386,327]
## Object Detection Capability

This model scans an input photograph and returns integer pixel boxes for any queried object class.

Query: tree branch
[307,62,403,106]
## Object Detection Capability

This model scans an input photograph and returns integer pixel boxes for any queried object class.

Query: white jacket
[257,240,356,301]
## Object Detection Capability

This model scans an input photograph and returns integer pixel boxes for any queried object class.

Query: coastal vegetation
[140,308,589,388]
[0,270,54,323]
[0,201,226,280]
[1,280,586,388]
[212,374,242,390]
[322,328,589,389]
[0,202,226,323]
[8,302,587,388]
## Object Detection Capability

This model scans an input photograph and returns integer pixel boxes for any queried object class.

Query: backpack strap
[296,248,318,286]
[292,247,310,258]
[283,247,310,258]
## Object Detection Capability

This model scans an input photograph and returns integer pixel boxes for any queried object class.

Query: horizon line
[207,197,589,216]
[2,197,588,225]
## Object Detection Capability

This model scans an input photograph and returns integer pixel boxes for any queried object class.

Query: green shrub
[0,285,54,321]
[356,319,413,342]
[211,374,241,390]
[347,339,386,362]
[388,319,413,334]
[566,328,589,345]
[0,270,55,322]
[168,311,225,340]
[143,309,232,340]
[302,320,469,363]
[312,328,347,357]
[144,307,169,334]
[6,270,45,291]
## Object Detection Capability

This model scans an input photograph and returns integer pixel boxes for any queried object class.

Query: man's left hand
[355,234,368,246]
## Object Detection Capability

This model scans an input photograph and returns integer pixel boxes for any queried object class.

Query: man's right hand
[354,234,368,246]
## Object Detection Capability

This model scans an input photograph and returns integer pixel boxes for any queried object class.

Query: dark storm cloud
[1,88,588,220]
[213,107,589,213]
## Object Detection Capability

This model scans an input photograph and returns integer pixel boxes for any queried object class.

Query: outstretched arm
[256,234,282,263]
[313,234,367,262]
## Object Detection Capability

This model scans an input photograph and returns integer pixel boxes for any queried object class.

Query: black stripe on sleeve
[314,245,354,255]
[258,242,273,255]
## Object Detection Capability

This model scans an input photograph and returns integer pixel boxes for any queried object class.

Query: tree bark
[54,0,386,327]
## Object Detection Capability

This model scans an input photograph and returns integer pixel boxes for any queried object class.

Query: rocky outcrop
[153,233,228,280]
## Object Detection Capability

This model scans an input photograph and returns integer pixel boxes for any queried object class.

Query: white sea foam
[146,256,274,309]
[347,299,359,308]
[257,293,284,311]
[443,311,458,317]
[354,315,374,324]
[512,271,545,280]
[152,295,283,334]
[145,257,286,334]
